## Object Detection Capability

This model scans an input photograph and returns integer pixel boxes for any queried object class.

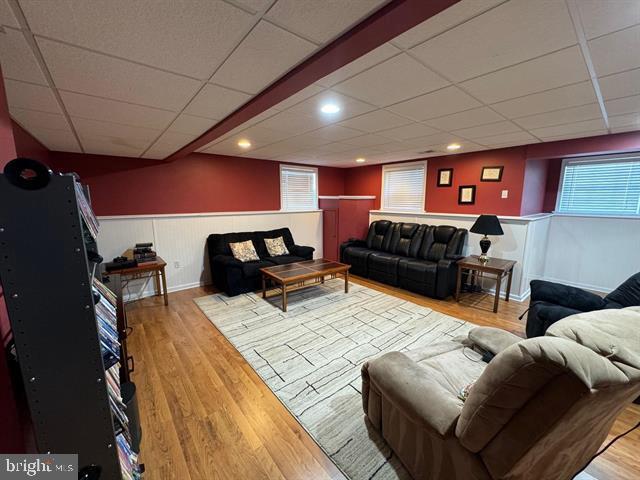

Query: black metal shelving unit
[0,158,140,479]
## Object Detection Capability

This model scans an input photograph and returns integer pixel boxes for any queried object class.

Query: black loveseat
[340,220,467,299]
[207,227,314,296]
[525,272,640,337]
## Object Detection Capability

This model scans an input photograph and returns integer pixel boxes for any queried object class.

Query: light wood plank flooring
[126,277,640,480]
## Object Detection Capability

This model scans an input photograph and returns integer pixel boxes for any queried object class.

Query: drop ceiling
[2,0,640,167]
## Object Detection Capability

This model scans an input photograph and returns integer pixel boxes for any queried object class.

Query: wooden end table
[104,251,169,306]
[455,255,516,313]
[260,259,350,312]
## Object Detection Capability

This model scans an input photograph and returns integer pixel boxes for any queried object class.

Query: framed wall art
[458,185,476,205]
[481,166,504,182]
[437,168,453,187]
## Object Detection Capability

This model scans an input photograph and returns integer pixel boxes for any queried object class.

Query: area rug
[194,279,473,480]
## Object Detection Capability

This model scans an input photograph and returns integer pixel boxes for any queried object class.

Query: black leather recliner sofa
[340,220,467,299]
[207,227,314,296]
[525,272,640,337]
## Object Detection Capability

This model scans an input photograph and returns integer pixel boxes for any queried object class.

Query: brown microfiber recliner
[361,307,640,480]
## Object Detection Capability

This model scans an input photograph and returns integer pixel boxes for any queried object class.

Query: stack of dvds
[93,279,120,369]
[73,180,99,239]
[93,279,141,479]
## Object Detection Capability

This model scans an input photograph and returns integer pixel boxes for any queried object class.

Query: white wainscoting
[542,215,640,293]
[97,210,323,301]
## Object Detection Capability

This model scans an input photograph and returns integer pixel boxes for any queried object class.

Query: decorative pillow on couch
[264,236,289,256]
[229,240,260,262]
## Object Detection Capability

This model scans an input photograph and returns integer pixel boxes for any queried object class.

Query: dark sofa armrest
[340,239,367,262]
[530,280,605,311]
[289,244,314,259]
[435,257,463,299]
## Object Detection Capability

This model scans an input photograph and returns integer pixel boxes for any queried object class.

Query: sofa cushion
[398,258,438,282]
[240,260,276,277]
[265,255,305,265]
[369,252,403,273]
[366,220,393,250]
[604,272,640,308]
[343,246,375,276]
[390,223,419,257]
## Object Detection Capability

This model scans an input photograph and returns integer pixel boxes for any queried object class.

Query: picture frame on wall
[481,166,504,182]
[437,168,453,187]
[458,185,476,205]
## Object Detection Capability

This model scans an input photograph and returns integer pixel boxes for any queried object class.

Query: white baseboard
[538,276,612,294]
[122,280,207,303]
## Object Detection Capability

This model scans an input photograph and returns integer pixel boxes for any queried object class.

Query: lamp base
[479,236,491,263]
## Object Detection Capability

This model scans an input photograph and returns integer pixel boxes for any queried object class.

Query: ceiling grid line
[565,0,610,133]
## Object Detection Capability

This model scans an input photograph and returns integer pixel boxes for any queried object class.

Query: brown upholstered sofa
[361,307,640,480]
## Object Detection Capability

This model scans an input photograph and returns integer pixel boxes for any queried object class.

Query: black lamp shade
[470,215,504,236]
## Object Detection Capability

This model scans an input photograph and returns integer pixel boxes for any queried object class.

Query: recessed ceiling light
[320,103,340,114]
[356,157,366,163]
[237,139,251,148]
[447,143,461,151]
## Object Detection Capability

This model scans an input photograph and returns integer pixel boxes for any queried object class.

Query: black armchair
[526,272,640,337]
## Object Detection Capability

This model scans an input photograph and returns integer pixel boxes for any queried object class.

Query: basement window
[280,165,318,211]
[381,161,427,212]
[557,154,640,216]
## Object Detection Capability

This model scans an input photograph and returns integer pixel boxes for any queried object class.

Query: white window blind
[382,162,426,211]
[557,156,640,216]
[280,165,318,211]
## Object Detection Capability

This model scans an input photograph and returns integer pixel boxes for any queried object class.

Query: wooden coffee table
[260,259,350,312]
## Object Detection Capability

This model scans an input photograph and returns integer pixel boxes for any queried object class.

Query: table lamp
[470,214,503,263]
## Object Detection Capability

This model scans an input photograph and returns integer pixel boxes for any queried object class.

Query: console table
[105,251,168,306]
[455,255,516,313]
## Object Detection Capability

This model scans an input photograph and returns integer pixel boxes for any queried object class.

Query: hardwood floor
[126,277,640,480]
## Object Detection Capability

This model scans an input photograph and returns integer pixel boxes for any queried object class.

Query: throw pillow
[264,236,289,257]
[229,240,260,262]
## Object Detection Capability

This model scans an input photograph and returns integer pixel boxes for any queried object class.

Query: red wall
[49,152,345,216]
[344,164,383,209]
[520,157,550,216]
[0,69,16,169]
[11,122,50,164]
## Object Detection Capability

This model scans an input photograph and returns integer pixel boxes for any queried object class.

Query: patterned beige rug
[195,279,473,480]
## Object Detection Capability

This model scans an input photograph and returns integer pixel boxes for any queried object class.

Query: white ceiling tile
[598,68,640,101]
[60,91,175,129]
[10,107,69,131]
[305,124,363,142]
[285,90,376,122]
[376,122,439,141]
[311,141,363,154]
[452,121,521,140]
[486,139,540,149]
[387,85,482,121]
[73,118,161,149]
[428,142,486,154]
[167,114,214,136]
[0,0,19,27]
[237,124,294,144]
[536,129,607,142]
[81,135,147,157]
[337,110,411,133]
[604,94,640,116]
[273,84,325,110]
[460,46,589,104]
[4,79,61,113]
[423,106,504,131]
[142,131,195,159]
[530,118,606,138]
[589,24,640,77]
[405,132,467,149]
[0,27,47,84]
[265,0,387,44]
[609,113,640,129]
[342,134,392,147]
[238,140,303,158]
[241,107,281,128]
[315,43,401,87]
[184,83,251,120]
[28,127,81,152]
[211,20,316,94]
[514,103,602,130]
[577,0,640,40]
[332,53,449,107]
[232,0,273,14]
[491,81,597,118]
[610,125,640,134]
[20,0,255,80]
[256,110,325,134]
[374,141,416,154]
[473,130,537,147]
[409,0,576,82]
[37,38,201,111]
[391,0,505,49]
